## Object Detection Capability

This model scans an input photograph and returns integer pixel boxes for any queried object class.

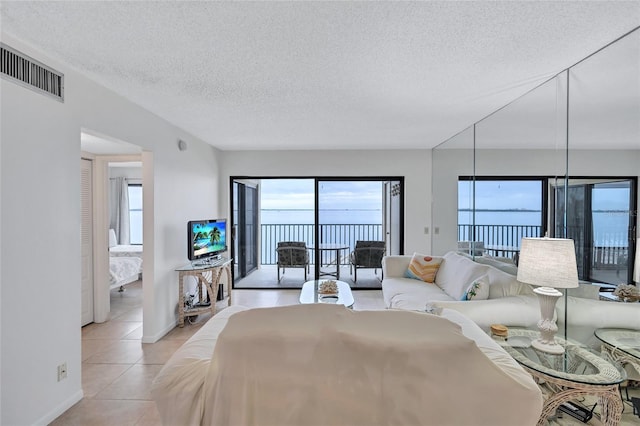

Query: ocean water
[261,209,630,247]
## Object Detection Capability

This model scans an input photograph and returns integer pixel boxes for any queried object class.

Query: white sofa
[152,304,543,426]
[382,251,541,331]
[382,251,640,345]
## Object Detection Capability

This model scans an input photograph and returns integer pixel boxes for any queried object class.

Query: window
[128,184,142,245]
[458,178,544,258]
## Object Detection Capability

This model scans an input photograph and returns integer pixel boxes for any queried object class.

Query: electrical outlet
[434,227,440,235]
[424,227,429,234]
[57,363,67,381]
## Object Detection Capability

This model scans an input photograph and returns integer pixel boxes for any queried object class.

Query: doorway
[80,131,144,325]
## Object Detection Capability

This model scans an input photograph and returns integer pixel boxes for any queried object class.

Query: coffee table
[299,279,354,308]
[499,329,625,426]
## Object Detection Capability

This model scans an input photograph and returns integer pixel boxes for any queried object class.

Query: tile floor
[51,281,385,425]
[52,281,639,425]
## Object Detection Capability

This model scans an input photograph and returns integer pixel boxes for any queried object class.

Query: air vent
[1,43,64,102]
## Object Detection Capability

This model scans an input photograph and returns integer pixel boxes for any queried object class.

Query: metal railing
[457,224,543,253]
[459,224,630,274]
[261,223,383,265]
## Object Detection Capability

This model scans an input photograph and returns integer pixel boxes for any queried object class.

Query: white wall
[431,148,640,255]
[220,149,433,255]
[0,33,221,425]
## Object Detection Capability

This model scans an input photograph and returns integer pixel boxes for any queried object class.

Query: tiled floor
[51,281,386,425]
[52,281,639,425]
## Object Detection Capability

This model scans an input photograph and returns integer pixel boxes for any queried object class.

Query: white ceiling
[2,1,639,151]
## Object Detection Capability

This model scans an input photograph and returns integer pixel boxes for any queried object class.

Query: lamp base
[533,286,564,354]
[531,337,565,354]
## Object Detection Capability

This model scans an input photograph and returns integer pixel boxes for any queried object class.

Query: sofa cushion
[435,252,489,300]
[405,253,443,283]
[383,276,455,311]
[461,274,490,301]
[485,267,533,298]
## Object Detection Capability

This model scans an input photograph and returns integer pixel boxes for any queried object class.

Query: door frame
[229,175,405,287]
[550,176,637,284]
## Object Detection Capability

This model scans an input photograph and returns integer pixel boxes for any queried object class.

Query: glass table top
[594,328,640,361]
[499,329,625,386]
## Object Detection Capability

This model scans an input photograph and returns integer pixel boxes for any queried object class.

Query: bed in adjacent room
[109,229,143,290]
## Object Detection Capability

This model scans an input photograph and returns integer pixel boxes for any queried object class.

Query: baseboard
[35,389,83,425]
[141,320,176,343]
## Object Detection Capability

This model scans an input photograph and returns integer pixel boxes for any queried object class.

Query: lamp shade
[634,238,640,283]
[517,237,579,289]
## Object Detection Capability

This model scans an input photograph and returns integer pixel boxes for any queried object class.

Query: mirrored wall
[432,27,639,341]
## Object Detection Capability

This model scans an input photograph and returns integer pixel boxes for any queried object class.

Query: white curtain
[109,177,130,245]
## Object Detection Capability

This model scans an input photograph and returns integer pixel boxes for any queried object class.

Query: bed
[109,230,143,290]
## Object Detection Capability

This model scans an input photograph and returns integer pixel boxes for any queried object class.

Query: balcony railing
[457,224,543,255]
[261,223,383,265]
[459,224,631,280]
[258,223,630,280]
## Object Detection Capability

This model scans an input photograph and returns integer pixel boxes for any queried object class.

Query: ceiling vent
[1,43,64,102]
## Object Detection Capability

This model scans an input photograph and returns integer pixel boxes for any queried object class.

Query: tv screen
[188,219,227,261]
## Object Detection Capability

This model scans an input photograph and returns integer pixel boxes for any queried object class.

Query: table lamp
[517,237,578,354]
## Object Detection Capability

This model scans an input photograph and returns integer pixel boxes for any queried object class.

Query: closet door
[81,158,94,326]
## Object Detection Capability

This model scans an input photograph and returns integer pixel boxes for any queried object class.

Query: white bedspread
[152,304,542,426]
[109,244,143,258]
[109,256,142,288]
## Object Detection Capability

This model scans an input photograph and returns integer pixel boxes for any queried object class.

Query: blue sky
[260,179,383,211]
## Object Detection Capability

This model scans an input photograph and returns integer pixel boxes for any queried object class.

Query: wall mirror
[431,27,639,343]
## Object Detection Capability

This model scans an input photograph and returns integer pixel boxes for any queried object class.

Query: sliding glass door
[553,178,637,284]
[231,176,403,289]
[233,181,259,279]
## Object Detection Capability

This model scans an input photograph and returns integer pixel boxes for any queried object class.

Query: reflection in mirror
[432,126,474,256]
[431,26,639,357]
[471,74,568,261]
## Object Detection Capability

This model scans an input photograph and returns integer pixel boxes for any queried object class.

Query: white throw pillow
[436,252,489,300]
[108,229,118,248]
[461,275,490,301]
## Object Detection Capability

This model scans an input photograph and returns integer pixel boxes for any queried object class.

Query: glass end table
[499,328,626,426]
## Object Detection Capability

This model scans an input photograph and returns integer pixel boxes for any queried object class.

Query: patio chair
[457,241,485,257]
[276,241,310,282]
[349,240,385,283]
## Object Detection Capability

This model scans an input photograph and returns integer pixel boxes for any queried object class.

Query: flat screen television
[187,218,228,262]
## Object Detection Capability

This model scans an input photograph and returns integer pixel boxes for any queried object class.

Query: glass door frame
[551,176,638,284]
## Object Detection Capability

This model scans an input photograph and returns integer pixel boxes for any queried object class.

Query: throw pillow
[461,274,490,301]
[405,253,443,283]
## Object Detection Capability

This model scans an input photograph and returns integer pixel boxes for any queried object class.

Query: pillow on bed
[109,229,118,248]
[405,253,442,283]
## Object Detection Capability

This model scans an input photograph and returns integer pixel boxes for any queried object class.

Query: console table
[175,257,232,327]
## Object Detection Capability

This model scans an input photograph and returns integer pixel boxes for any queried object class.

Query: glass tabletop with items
[499,329,625,386]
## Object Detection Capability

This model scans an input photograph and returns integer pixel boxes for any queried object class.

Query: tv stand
[191,255,223,267]
[175,257,232,327]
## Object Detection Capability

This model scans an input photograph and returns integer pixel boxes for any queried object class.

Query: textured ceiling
[2,1,640,151]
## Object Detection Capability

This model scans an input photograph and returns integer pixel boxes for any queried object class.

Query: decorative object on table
[613,284,640,302]
[490,324,508,340]
[318,280,338,295]
[517,237,578,354]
